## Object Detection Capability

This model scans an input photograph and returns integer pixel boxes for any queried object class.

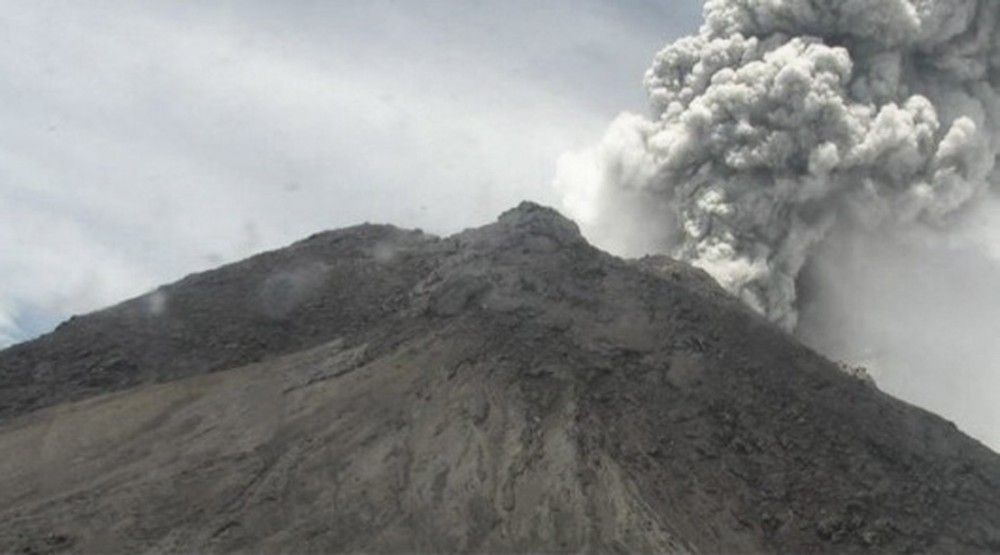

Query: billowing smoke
[556,0,1000,330]
[556,0,1000,448]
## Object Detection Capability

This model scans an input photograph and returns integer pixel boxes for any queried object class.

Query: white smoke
[0,303,18,349]
[556,0,1000,330]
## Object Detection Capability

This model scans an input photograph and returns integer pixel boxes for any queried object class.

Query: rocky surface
[0,223,438,423]
[1,202,999,553]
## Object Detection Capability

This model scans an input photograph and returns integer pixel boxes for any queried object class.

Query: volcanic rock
[1,202,999,553]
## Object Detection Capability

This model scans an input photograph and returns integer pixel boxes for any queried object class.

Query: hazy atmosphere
[1,0,701,345]
[2,1,999,451]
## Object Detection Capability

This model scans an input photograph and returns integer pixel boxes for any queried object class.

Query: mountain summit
[1,202,999,553]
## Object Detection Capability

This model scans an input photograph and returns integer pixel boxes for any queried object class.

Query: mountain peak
[2,203,1000,554]
[495,201,583,243]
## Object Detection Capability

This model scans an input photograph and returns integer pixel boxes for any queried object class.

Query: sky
[0,1,704,346]
[1,1,998,453]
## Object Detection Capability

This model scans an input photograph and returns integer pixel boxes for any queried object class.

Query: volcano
[1,202,999,553]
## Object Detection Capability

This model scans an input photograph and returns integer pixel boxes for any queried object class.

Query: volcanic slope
[1,203,999,554]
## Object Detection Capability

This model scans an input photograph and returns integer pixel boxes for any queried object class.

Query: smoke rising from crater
[556,0,1000,330]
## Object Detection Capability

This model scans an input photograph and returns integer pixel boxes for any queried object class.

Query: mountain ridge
[1,202,999,553]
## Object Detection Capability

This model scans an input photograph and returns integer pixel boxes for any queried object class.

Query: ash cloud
[557,0,1000,447]
[556,0,1000,330]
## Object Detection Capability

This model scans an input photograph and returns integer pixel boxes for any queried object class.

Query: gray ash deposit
[1,203,999,553]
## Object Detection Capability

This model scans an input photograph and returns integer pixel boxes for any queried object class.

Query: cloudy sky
[0,1,703,346]
[3,1,1000,452]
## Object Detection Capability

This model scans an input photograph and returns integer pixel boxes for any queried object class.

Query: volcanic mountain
[1,202,999,553]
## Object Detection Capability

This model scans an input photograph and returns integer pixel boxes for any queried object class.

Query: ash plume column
[556,0,1000,330]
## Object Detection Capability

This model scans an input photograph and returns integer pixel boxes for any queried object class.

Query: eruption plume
[556,0,1000,330]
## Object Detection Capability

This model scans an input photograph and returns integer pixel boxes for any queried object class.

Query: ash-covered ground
[1,203,999,553]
